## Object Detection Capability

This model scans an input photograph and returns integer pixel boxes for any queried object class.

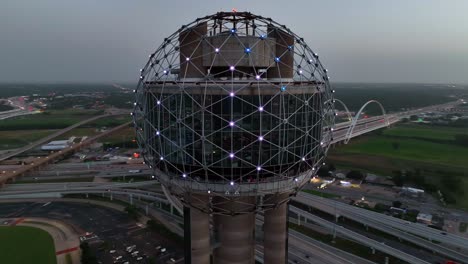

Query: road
[3,182,464,263]
[289,206,431,264]
[0,184,376,264]
[293,192,468,263]
[331,99,462,144]
[0,114,111,162]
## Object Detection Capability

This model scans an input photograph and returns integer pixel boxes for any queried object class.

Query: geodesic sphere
[133,12,334,186]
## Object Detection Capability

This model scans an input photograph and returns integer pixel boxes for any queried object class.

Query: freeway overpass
[293,192,468,263]
[1,182,466,263]
[0,120,132,185]
[0,114,111,162]
[0,185,374,264]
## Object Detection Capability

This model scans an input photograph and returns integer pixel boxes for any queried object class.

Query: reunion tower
[133,11,335,264]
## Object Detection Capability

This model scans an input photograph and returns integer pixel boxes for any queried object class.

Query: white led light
[256,166,262,171]
[302,157,306,161]
[182,173,187,178]
[230,66,235,71]
[256,75,261,80]
[229,121,235,127]
[230,92,235,97]
[229,153,234,158]
[259,106,264,112]
[157,100,161,105]
[160,156,164,160]
[259,136,264,141]
[186,57,190,61]
[230,181,234,186]
[215,48,220,53]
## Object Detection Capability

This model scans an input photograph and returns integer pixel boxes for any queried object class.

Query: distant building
[416,213,433,225]
[389,207,406,217]
[41,140,70,151]
[401,187,425,198]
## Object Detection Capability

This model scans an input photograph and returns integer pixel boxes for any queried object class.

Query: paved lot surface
[0,201,183,264]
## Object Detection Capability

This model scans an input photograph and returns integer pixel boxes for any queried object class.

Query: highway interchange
[0,99,466,263]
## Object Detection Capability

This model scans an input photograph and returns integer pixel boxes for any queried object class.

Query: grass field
[328,123,468,209]
[383,125,468,141]
[0,109,102,130]
[339,136,468,169]
[98,126,135,144]
[0,129,57,150]
[0,226,56,264]
[56,127,101,139]
[85,115,131,128]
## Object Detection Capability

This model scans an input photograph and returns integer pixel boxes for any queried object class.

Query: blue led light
[274,57,280,63]
[245,48,251,53]
[259,34,266,40]
[287,45,293,51]
[280,86,287,92]
[230,28,236,34]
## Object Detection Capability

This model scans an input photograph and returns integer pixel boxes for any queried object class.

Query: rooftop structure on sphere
[133,11,335,264]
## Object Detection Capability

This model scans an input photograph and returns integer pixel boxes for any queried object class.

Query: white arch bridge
[330,99,395,144]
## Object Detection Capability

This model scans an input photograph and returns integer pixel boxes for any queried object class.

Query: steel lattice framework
[132,12,335,214]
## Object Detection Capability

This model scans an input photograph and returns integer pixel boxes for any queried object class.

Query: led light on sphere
[132,14,334,261]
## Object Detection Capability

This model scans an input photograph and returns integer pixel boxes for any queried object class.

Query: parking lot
[0,201,183,264]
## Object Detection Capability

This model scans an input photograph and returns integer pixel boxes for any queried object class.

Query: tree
[392,201,402,208]
[392,171,405,187]
[346,170,364,180]
[392,142,400,150]
[125,205,140,220]
[80,242,98,264]
[317,167,331,177]
[409,115,418,121]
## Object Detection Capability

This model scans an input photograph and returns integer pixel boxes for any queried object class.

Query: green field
[0,130,57,150]
[328,123,468,209]
[383,125,468,141]
[0,226,56,264]
[85,115,131,128]
[340,136,468,169]
[0,109,102,131]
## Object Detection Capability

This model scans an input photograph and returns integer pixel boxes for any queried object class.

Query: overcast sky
[1,0,467,84]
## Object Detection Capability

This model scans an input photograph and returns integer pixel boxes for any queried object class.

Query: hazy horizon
[2,0,468,84]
